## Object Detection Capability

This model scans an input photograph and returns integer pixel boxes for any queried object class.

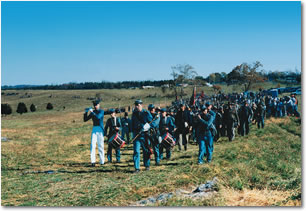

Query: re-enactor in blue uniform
[147,104,161,166]
[83,100,105,167]
[131,100,153,173]
[121,112,132,144]
[159,108,176,160]
[195,105,216,164]
[104,109,122,163]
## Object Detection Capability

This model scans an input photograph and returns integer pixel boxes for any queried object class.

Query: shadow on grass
[178,155,192,159]
[2,167,31,171]
[162,162,179,166]
[120,152,134,156]
[60,162,91,167]
[21,168,136,175]
[58,169,113,174]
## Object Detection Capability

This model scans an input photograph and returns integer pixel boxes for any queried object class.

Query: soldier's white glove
[143,123,150,132]
[89,108,93,113]
[184,122,189,128]
[158,136,162,144]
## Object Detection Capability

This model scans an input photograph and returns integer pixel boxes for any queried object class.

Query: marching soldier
[105,109,122,163]
[131,100,153,173]
[238,101,252,136]
[256,100,266,129]
[205,101,217,150]
[221,104,227,137]
[159,108,176,160]
[251,102,257,122]
[195,105,216,164]
[224,102,239,142]
[147,104,161,166]
[121,112,132,144]
[175,103,192,151]
[213,106,223,141]
[83,100,105,167]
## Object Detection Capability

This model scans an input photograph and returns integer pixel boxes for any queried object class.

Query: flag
[190,86,196,106]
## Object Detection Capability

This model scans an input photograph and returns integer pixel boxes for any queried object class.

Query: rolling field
[1,85,302,206]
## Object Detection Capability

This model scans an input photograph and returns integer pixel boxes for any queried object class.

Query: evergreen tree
[46,103,53,110]
[30,104,36,112]
[16,102,28,115]
[1,104,12,115]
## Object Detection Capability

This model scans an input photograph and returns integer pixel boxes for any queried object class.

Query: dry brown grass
[266,116,291,125]
[221,188,301,206]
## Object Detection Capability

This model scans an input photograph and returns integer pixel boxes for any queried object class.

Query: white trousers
[90,126,105,164]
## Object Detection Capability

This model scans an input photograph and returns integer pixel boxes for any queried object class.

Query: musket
[131,113,160,143]
[120,112,159,157]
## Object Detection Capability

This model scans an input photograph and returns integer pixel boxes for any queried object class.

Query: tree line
[207,64,301,86]
[2,80,173,90]
[2,62,300,92]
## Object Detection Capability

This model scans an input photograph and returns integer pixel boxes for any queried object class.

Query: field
[1,84,302,206]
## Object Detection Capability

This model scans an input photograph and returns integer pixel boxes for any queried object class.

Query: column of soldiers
[84,91,300,172]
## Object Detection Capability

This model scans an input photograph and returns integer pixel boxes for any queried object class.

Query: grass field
[1,84,302,206]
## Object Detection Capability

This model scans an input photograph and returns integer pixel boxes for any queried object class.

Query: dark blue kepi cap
[93,99,101,106]
[205,101,211,107]
[134,99,143,105]
[201,105,207,111]
[161,108,167,113]
[109,108,115,113]
[148,104,155,110]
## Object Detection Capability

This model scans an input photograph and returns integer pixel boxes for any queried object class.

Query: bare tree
[170,64,198,98]
[170,69,179,98]
[227,61,266,91]
[171,64,198,84]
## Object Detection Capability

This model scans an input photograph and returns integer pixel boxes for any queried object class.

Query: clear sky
[1,1,301,86]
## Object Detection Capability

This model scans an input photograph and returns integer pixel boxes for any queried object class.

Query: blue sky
[1,1,301,85]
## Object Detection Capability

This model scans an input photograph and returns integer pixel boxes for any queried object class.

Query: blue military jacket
[196,110,216,138]
[159,115,176,136]
[131,109,153,136]
[150,112,160,129]
[84,109,105,135]
[121,117,132,132]
[104,117,122,138]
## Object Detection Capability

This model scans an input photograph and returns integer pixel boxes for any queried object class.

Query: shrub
[46,103,53,110]
[1,104,12,115]
[16,102,28,115]
[30,104,36,112]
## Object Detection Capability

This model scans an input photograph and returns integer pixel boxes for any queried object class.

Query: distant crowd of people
[83,91,300,173]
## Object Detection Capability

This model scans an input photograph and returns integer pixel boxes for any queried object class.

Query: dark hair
[93,100,100,106]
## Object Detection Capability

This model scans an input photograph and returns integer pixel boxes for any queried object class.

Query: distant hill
[1,80,175,90]
[1,84,43,90]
